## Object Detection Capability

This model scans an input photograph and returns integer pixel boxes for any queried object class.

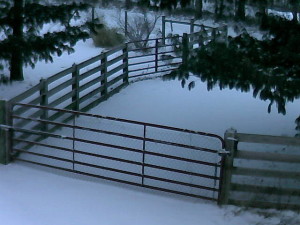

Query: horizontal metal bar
[129,68,174,78]
[14,148,217,191]
[144,150,219,167]
[12,114,217,154]
[129,59,155,67]
[13,96,42,116]
[11,103,224,147]
[13,137,219,180]
[14,145,217,190]
[14,159,217,201]
[12,126,218,168]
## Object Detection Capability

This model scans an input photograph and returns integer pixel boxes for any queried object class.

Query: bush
[91,26,125,48]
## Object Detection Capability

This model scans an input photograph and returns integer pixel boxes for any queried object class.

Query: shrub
[91,26,125,48]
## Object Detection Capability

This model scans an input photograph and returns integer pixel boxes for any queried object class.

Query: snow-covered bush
[117,10,160,49]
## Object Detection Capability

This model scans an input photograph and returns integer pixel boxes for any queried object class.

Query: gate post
[0,100,11,165]
[218,128,237,205]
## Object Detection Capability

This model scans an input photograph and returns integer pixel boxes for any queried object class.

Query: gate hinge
[218,148,230,156]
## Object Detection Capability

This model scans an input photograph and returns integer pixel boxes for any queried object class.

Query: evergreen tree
[0,0,91,81]
[164,15,300,135]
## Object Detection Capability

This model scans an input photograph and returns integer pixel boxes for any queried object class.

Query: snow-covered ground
[1,162,300,225]
[1,6,300,225]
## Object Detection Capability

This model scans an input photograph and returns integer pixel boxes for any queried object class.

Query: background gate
[9,103,225,201]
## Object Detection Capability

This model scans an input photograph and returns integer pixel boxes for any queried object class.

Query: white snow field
[1,162,300,225]
[1,77,300,225]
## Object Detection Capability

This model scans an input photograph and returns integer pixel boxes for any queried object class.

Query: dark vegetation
[0,0,98,81]
[164,15,300,135]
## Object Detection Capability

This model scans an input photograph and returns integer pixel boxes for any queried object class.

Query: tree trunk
[10,0,24,81]
[235,0,245,21]
[195,0,203,19]
[292,10,298,22]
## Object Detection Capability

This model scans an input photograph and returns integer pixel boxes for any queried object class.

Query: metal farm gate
[7,103,225,201]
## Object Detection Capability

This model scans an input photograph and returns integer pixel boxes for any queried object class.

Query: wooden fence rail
[219,129,300,210]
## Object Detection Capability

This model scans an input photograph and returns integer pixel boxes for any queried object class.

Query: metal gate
[8,103,225,201]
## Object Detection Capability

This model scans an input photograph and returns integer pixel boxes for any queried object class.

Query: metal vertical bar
[141,125,146,185]
[162,16,166,45]
[155,39,159,72]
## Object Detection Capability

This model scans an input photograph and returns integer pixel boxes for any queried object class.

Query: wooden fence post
[123,43,129,84]
[218,128,238,205]
[40,79,49,131]
[162,16,166,45]
[0,100,11,165]
[190,18,195,34]
[101,53,108,97]
[72,63,80,111]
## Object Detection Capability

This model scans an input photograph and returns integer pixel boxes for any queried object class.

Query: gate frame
[2,102,226,202]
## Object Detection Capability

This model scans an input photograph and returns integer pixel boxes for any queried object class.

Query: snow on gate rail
[9,103,225,201]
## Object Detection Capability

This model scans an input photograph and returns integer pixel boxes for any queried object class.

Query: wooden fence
[0,20,227,161]
[6,21,227,125]
[219,129,300,210]
[161,16,228,45]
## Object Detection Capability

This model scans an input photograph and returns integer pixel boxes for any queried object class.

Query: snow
[88,77,299,137]
[1,6,300,225]
[1,163,299,225]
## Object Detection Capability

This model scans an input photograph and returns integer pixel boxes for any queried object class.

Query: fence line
[219,129,300,210]
[6,20,226,125]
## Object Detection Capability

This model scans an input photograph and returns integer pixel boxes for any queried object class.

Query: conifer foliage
[0,0,90,81]
[164,16,300,116]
